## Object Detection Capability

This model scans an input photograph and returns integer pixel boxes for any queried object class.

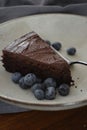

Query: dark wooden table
[0,105,87,130]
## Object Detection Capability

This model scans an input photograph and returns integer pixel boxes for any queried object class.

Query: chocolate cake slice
[2,32,72,85]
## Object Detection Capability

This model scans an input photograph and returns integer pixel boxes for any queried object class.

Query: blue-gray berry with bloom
[11,72,22,83]
[19,77,29,89]
[31,83,43,93]
[58,84,70,96]
[45,87,56,100]
[67,47,76,55]
[52,42,62,51]
[34,89,45,100]
[24,73,37,86]
[43,78,57,88]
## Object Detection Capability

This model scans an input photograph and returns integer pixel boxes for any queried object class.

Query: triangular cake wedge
[2,32,72,85]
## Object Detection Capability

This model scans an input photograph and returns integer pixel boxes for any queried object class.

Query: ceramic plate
[0,14,87,111]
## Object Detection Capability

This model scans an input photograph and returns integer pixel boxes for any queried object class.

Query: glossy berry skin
[67,47,76,55]
[24,73,37,86]
[43,78,57,88]
[19,77,29,89]
[31,83,43,93]
[52,42,62,51]
[11,72,22,83]
[45,87,56,100]
[34,89,45,100]
[58,84,70,96]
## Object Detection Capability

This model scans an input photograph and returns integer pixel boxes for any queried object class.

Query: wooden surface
[0,106,87,130]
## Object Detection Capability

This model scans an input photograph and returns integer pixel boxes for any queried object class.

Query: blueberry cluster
[51,41,76,56]
[11,72,70,100]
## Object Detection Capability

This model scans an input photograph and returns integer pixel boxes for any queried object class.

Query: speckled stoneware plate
[0,14,87,111]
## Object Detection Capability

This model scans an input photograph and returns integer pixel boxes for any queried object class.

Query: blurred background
[0,0,87,6]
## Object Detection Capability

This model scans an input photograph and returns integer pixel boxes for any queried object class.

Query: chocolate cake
[2,32,72,85]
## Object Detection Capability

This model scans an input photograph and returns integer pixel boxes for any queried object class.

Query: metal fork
[0,46,87,66]
[51,46,87,66]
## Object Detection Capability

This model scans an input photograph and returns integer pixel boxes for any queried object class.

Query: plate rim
[0,13,87,27]
[0,95,87,110]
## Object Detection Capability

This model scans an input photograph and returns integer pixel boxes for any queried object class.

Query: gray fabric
[0,0,87,23]
[0,0,87,6]
[0,0,87,114]
[0,101,30,113]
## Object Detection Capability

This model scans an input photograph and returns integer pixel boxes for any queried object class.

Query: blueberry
[67,47,76,55]
[45,40,51,45]
[31,83,43,93]
[11,72,22,83]
[43,78,57,88]
[52,42,62,51]
[34,89,45,100]
[24,73,37,86]
[19,77,29,89]
[58,84,70,96]
[45,87,56,100]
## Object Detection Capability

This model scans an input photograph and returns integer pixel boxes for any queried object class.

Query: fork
[51,46,87,66]
[0,46,87,66]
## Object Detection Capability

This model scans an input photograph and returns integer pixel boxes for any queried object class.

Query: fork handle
[70,61,87,66]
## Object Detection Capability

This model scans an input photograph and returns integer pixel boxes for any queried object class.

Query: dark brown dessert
[2,32,72,85]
